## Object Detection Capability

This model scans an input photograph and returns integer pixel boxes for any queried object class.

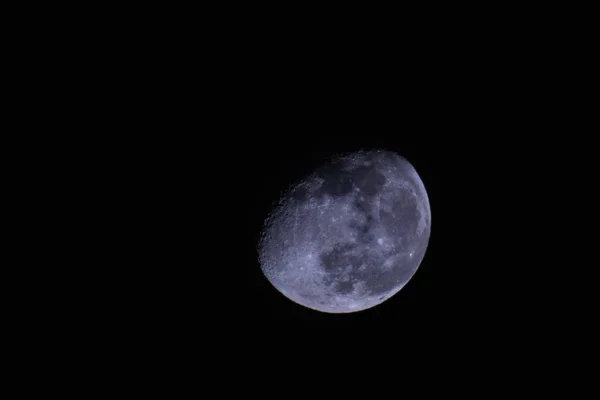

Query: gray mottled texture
[258,150,431,313]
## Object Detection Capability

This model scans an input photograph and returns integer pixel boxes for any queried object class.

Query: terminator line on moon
[258,150,431,313]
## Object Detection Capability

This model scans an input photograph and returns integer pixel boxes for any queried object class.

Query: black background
[101,52,535,351]
[9,4,591,390]
[78,23,581,370]
[122,115,507,344]
[109,123,539,373]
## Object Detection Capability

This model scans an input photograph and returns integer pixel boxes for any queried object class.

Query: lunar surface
[258,150,431,313]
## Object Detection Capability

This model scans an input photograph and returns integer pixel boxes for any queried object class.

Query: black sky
[32,7,585,384]
[100,36,561,357]
[149,130,478,331]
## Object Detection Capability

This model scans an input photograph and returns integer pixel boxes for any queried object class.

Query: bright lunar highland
[258,150,431,313]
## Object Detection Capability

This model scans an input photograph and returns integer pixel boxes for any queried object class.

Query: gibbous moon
[258,150,431,313]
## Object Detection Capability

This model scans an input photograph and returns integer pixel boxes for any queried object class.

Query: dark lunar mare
[311,156,423,297]
[315,155,387,199]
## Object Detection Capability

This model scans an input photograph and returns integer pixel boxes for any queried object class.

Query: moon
[258,149,431,313]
